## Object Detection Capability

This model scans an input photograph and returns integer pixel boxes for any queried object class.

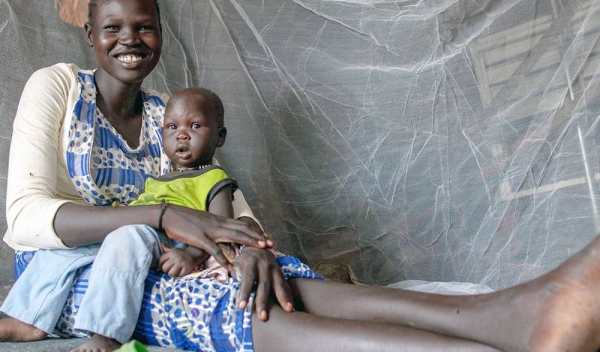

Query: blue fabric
[13,251,323,351]
[7,65,325,351]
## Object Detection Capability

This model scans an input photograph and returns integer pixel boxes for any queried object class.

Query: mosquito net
[1,0,599,290]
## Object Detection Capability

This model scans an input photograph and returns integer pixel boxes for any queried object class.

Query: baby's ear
[216,127,227,147]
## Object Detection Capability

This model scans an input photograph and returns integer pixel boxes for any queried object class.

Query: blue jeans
[0,225,162,343]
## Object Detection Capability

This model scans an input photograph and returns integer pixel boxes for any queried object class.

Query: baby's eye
[165,124,176,130]
[192,123,202,129]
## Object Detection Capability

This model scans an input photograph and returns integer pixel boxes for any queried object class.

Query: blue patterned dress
[13,70,322,351]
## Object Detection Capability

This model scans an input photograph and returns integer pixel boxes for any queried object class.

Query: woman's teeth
[118,54,142,63]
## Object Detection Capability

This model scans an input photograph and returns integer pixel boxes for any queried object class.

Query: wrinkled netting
[1,0,600,291]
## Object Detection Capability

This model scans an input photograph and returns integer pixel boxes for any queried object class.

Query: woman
[1,0,600,351]
[1,0,292,349]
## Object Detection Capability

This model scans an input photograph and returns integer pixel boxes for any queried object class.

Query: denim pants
[0,224,162,343]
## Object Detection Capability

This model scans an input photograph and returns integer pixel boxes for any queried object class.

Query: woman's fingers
[233,247,295,321]
[197,235,232,268]
[163,205,270,250]
[235,259,257,310]
[237,216,275,247]
[224,228,266,248]
[253,261,272,321]
[252,260,294,318]
[271,270,295,313]
[217,220,270,247]
[160,242,173,253]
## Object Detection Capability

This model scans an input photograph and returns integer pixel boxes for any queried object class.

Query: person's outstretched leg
[252,304,499,352]
[0,246,99,342]
[287,234,600,352]
[72,225,162,352]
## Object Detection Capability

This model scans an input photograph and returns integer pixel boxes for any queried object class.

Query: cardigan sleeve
[4,64,78,251]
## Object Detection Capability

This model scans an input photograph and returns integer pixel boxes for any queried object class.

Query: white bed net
[1,0,599,291]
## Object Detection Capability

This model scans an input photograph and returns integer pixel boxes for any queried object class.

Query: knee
[102,224,160,253]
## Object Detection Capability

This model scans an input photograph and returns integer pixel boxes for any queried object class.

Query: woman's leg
[252,305,498,352]
[0,246,99,342]
[287,234,600,352]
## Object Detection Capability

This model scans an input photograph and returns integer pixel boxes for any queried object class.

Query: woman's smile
[116,54,144,64]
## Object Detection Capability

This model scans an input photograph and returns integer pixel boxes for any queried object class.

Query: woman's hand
[160,204,272,268]
[233,247,295,322]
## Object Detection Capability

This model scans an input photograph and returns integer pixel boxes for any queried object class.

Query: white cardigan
[4,63,257,251]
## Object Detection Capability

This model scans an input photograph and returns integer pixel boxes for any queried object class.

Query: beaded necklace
[177,164,212,172]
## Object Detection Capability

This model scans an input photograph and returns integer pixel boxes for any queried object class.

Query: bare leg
[0,317,47,342]
[288,234,600,352]
[70,334,121,352]
[252,305,498,352]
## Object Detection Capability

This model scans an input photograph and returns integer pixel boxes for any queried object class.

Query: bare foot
[0,317,47,342]
[70,334,122,352]
[476,235,600,351]
[523,237,600,352]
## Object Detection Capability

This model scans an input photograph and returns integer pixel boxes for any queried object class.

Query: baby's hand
[158,246,201,277]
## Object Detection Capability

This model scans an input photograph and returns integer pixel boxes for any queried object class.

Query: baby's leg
[73,225,162,348]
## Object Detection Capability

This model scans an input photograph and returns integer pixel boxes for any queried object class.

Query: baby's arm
[158,185,235,277]
[158,245,208,277]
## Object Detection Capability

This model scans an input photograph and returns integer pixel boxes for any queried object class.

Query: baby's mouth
[175,144,191,159]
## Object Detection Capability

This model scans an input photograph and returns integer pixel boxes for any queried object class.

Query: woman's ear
[84,22,94,47]
[216,127,227,147]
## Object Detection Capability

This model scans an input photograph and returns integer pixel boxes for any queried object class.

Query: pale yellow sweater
[4,63,257,251]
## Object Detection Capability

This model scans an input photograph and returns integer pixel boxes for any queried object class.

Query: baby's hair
[87,0,162,31]
[171,88,225,127]
[200,88,224,127]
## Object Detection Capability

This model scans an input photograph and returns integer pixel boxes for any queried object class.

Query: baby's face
[162,94,224,168]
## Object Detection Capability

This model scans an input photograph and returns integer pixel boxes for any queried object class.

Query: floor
[0,311,179,352]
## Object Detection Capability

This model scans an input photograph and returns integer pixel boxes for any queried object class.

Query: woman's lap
[14,251,322,352]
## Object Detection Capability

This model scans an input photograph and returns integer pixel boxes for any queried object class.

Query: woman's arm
[6,64,76,250]
[55,201,267,266]
[156,183,237,276]
[209,181,295,319]
[6,65,270,258]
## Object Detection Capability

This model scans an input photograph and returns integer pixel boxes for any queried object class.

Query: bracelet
[157,200,168,230]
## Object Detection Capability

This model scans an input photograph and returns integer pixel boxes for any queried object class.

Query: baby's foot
[70,334,122,352]
[0,317,47,342]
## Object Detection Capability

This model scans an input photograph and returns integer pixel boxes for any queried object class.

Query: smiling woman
[4,1,600,352]
[53,0,89,27]
[0,0,279,351]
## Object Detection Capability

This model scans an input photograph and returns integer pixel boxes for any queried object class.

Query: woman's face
[85,0,162,86]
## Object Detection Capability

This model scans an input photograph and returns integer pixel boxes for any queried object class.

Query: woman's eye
[139,26,153,32]
[104,25,120,31]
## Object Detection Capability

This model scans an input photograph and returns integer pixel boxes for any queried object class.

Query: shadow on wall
[0,0,91,304]
[54,0,89,27]
[0,240,14,302]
